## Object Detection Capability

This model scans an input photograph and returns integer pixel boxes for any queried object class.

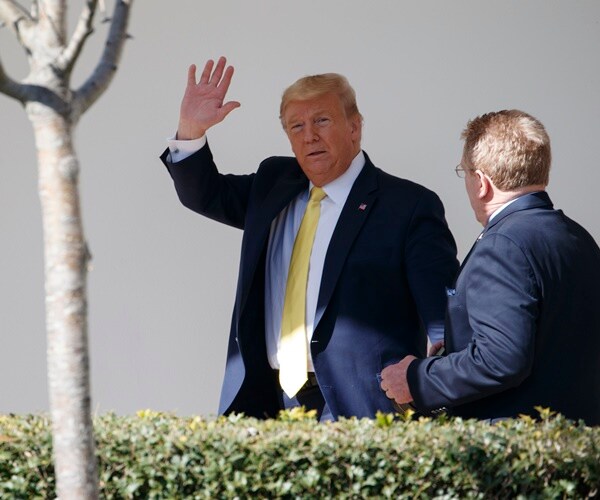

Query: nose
[303,123,319,143]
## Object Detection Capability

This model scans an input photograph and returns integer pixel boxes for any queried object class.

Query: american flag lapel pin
[359,203,367,211]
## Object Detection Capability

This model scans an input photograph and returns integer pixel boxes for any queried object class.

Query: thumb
[219,101,241,120]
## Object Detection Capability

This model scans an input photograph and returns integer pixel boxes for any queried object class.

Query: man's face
[283,93,361,187]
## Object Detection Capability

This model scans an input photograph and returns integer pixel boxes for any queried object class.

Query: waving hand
[177,57,241,140]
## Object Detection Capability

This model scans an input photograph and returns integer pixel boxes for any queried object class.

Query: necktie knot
[310,186,327,203]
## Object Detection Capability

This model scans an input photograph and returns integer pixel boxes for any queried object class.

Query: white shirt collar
[488,191,545,222]
[488,198,518,223]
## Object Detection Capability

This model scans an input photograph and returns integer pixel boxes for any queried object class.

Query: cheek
[467,188,476,205]
[287,136,301,154]
[326,132,348,151]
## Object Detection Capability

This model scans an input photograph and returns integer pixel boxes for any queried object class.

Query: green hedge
[1,408,598,498]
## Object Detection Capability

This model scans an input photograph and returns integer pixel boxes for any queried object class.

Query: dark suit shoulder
[484,206,600,283]
[257,155,302,176]
[247,156,306,200]
[375,167,432,192]
[372,166,446,212]
[489,205,594,246]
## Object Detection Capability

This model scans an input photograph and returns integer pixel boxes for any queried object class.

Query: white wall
[1,0,598,415]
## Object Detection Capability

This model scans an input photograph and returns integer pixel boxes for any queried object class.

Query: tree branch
[0,0,36,49]
[30,0,39,19]
[37,0,67,46]
[56,0,98,74]
[73,0,132,117]
[0,54,31,103]
[0,0,32,26]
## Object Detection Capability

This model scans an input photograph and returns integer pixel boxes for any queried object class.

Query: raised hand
[177,57,241,140]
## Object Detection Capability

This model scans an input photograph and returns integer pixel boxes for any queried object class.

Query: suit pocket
[446,287,465,312]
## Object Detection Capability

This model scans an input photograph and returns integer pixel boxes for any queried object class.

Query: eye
[289,123,303,133]
[315,117,330,126]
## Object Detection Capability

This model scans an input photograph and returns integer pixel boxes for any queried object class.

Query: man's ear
[350,114,362,140]
[475,170,492,200]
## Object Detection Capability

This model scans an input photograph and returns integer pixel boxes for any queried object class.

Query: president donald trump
[162,57,458,421]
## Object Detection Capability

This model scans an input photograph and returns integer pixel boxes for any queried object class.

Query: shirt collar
[308,151,366,205]
[487,191,545,222]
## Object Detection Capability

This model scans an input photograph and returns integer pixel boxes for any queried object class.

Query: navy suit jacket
[162,144,458,419]
[408,192,600,425]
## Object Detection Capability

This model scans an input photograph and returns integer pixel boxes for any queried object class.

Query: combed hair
[279,73,363,127]
[462,110,551,190]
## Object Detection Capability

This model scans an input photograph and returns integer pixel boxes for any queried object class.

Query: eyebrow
[286,109,332,123]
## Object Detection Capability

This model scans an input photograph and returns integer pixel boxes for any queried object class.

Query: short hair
[279,73,363,127]
[461,109,551,190]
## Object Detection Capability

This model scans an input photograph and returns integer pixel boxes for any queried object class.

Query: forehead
[283,93,344,121]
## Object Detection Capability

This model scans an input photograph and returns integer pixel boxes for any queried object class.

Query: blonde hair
[462,110,551,190]
[279,73,362,126]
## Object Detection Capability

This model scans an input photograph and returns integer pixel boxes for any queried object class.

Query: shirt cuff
[166,134,207,163]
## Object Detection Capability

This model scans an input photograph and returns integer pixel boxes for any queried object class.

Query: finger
[428,341,441,356]
[187,64,197,87]
[217,65,235,96]
[218,101,241,120]
[199,59,214,85]
[429,340,445,356]
[381,365,392,378]
[380,377,389,391]
[209,56,227,86]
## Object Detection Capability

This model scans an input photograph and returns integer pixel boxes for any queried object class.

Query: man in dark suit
[162,57,458,420]
[381,109,600,425]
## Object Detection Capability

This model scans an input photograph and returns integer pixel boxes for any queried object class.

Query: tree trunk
[1,3,133,496]
[31,107,99,500]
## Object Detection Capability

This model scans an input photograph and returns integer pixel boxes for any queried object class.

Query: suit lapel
[455,231,483,279]
[314,158,379,328]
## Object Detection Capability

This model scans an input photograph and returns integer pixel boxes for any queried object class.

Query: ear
[350,114,362,141]
[475,170,492,200]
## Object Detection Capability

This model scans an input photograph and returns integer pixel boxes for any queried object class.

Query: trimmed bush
[0,408,598,498]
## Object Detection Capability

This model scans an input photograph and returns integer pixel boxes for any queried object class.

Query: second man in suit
[381,109,600,425]
[161,57,458,420]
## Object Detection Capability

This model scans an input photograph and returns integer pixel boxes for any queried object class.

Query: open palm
[178,56,240,140]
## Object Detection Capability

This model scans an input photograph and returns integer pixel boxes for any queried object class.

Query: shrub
[0,409,598,498]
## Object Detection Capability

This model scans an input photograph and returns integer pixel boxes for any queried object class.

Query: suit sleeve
[160,143,255,230]
[404,190,459,339]
[407,233,539,411]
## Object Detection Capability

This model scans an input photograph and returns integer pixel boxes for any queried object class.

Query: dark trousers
[276,372,333,422]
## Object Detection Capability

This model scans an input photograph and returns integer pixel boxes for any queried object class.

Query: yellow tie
[279,186,327,398]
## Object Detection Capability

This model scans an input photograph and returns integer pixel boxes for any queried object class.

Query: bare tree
[0,1,133,497]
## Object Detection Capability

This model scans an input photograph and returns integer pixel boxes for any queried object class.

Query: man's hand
[177,56,241,140]
[380,355,416,405]
[428,340,445,356]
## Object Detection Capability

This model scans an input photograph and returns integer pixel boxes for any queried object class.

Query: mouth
[307,150,326,158]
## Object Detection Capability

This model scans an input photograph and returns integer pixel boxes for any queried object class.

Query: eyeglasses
[455,164,467,178]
